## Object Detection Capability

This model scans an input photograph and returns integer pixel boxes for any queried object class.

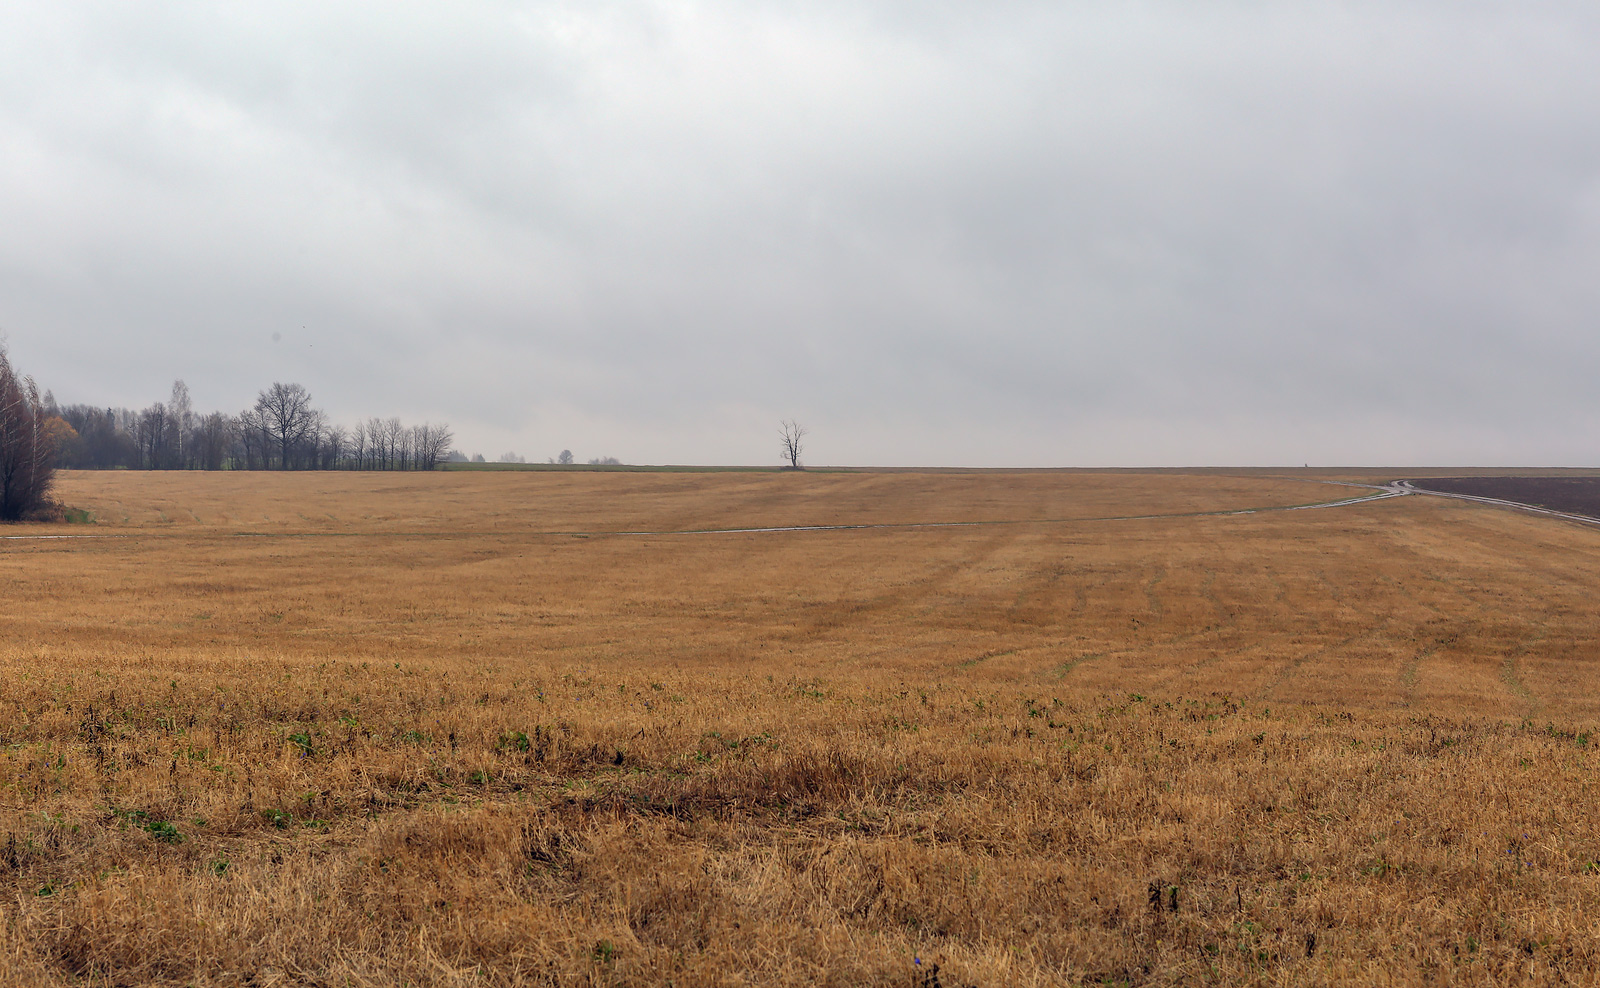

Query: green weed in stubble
[145,819,183,844]
[497,731,531,753]
[111,808,184,845]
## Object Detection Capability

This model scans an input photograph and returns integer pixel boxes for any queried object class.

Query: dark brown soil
[1408,476,1600,519]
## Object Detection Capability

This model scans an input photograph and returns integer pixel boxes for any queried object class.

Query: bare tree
[557,449,573,465]
[0,346,55,520]
[192,411,236,471]
[350,421,368,470]
[237,407,264,470]
[380,417,403,470]
[169,380,193,468]
[395,420,414,470]
[363,417,386,469]
[136,402,169,469]
[254,382,317,470]
[322,424,347,470]
[301,410,328,468]
[413,423,453,470]
[779,420,806,469]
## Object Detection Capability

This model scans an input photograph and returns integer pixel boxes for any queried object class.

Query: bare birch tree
[169,380,193,469]
[0,346,55,520]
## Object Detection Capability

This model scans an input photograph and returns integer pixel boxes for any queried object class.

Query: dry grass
[3,469,1600,985]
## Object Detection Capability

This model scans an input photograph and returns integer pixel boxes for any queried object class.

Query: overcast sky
[2,2,1598,466]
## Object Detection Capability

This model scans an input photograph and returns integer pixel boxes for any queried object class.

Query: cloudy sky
[2,2,1598,466]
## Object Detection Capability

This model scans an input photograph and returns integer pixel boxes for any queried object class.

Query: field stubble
[2,470,1600,985]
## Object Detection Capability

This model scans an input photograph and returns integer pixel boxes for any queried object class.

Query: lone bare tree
[779,420,806,470]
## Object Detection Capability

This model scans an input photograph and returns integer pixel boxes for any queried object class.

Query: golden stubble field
[4,468,1600,986]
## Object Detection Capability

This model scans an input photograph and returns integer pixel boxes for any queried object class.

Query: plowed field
[1412,475,1600,519]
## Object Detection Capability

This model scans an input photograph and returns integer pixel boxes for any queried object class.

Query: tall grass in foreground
[3,650,1598,986]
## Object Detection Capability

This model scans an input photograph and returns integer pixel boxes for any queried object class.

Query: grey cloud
[2,2,1599,465]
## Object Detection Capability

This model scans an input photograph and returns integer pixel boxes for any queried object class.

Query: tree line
[50,380,453,473]
[0,343,455,520]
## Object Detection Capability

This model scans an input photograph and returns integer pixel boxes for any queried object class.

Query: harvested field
[3,469,1600,986]
[1411,476,1600,519]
